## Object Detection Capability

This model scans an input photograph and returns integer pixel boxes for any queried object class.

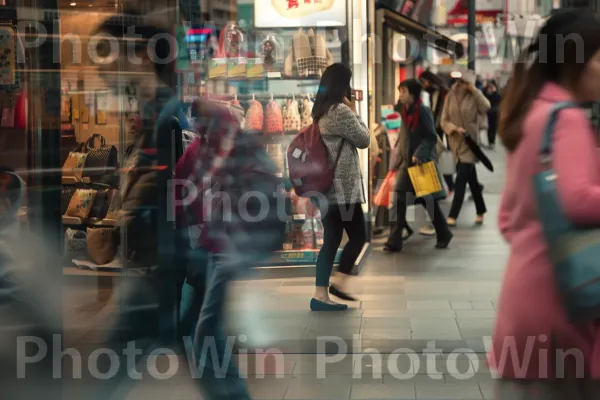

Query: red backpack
[287,122,343,197]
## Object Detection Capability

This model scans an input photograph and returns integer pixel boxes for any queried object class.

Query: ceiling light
[70,2,76,6]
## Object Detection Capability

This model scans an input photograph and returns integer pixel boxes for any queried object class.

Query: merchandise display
[301,97,314,128]
[284,28,334,78]
[264,99,284,135]
[60,131,121,268]
[283,98,301,134]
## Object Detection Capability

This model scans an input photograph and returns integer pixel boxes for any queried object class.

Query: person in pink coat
[490,10,600,398]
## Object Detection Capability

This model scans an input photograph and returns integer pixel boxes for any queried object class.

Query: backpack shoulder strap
[539,101,579,158]
[333,139,345,169]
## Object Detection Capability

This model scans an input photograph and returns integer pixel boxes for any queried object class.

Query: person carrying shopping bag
[440,70,490,227]
[384,79,453,253]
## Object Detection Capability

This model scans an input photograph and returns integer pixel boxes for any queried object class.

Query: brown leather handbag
[86,227,116,265]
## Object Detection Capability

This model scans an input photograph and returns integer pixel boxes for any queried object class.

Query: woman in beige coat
[441,71,491,226]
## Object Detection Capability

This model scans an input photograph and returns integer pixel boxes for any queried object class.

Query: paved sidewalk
[63,149,508,399]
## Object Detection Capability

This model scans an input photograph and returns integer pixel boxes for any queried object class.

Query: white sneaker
[419,224,436,236]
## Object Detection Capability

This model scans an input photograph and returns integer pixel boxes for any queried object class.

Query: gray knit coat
[318,104,370,205]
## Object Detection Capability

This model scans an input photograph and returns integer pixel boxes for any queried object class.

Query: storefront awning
[376,5,465,58]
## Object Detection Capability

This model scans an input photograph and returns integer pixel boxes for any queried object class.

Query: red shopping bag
[374,171,396,208]
[13,91,27,130]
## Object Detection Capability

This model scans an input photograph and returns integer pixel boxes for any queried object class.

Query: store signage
[254,0,347,28]
[443,0,503,26]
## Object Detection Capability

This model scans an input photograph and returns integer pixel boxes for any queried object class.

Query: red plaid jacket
[174,98,284,257]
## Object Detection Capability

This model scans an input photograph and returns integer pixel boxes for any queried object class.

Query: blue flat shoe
[310,298,348,312]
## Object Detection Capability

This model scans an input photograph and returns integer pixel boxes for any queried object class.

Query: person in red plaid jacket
[175,97,285,400]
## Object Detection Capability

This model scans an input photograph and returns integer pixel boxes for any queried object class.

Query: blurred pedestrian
[440,70,490,227]
[491,9,600,397]
[484,81,501,149]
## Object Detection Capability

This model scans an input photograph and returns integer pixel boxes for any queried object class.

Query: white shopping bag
[439,135,455,175]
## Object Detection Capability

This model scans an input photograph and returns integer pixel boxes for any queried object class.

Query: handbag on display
[283,99,301,134]
[65,188,96,220]
[245,100,264,133]
[86,226,116,265]
[82,133,118,180]
[62,143,88,182]
[64,228,87,261]
[264,100,284,135]
[61,186,77,215]
[284,29,311,77]
[301,98,314,129]
[88,188,114,220]
[534,102,600,322]
[297,29,334,76]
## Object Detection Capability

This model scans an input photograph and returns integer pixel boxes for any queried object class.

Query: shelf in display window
[206,76,321,83]
[262,249,342,266]
[252,134,296,145]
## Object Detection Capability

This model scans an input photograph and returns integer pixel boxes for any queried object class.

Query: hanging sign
[255,0,347,28]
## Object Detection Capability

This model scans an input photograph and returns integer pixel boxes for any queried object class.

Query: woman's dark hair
[399,78,422,103]
[94,10,175,85]
[419,69,448,90]
[500,9,600,152]
[312,63,353,122]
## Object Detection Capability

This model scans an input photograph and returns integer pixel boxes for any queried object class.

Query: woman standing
[311,63,370,311]
[490,9,600,397]
[484,81,501,149]
[441,70,490,227]
[384,79,453,252]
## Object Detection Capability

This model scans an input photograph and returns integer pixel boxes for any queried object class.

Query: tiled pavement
[63,149,507,399]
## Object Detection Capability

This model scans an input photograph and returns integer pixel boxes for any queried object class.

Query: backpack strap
[539,101,579,161]
[333,139,345,169]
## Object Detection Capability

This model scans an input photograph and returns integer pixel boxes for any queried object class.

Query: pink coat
[489,83,600,379]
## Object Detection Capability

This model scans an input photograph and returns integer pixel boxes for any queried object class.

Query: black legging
[488,111,498,145]
[316,204,366,287]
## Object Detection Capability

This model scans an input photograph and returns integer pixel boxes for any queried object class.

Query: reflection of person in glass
[400,0,416,15]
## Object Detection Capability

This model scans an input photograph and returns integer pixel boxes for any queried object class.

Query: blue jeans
[180,250,251,400]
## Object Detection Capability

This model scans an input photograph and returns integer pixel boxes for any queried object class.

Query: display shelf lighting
[70,2,76,5]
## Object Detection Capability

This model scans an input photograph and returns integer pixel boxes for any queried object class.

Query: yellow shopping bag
[407,161,444,198]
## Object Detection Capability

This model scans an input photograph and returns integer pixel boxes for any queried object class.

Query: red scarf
[401,98,421,131]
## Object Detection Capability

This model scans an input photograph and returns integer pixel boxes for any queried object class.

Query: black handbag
[88,188,114,220]
[82,134,118,180]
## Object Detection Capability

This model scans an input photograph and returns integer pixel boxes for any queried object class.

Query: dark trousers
[488,114,498,145]
[316,204,366,287]
[449,162,487,219]
[387,196,450,248]
[179,252,251,400]
[386,169,451,248]
[444,174,455,192]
